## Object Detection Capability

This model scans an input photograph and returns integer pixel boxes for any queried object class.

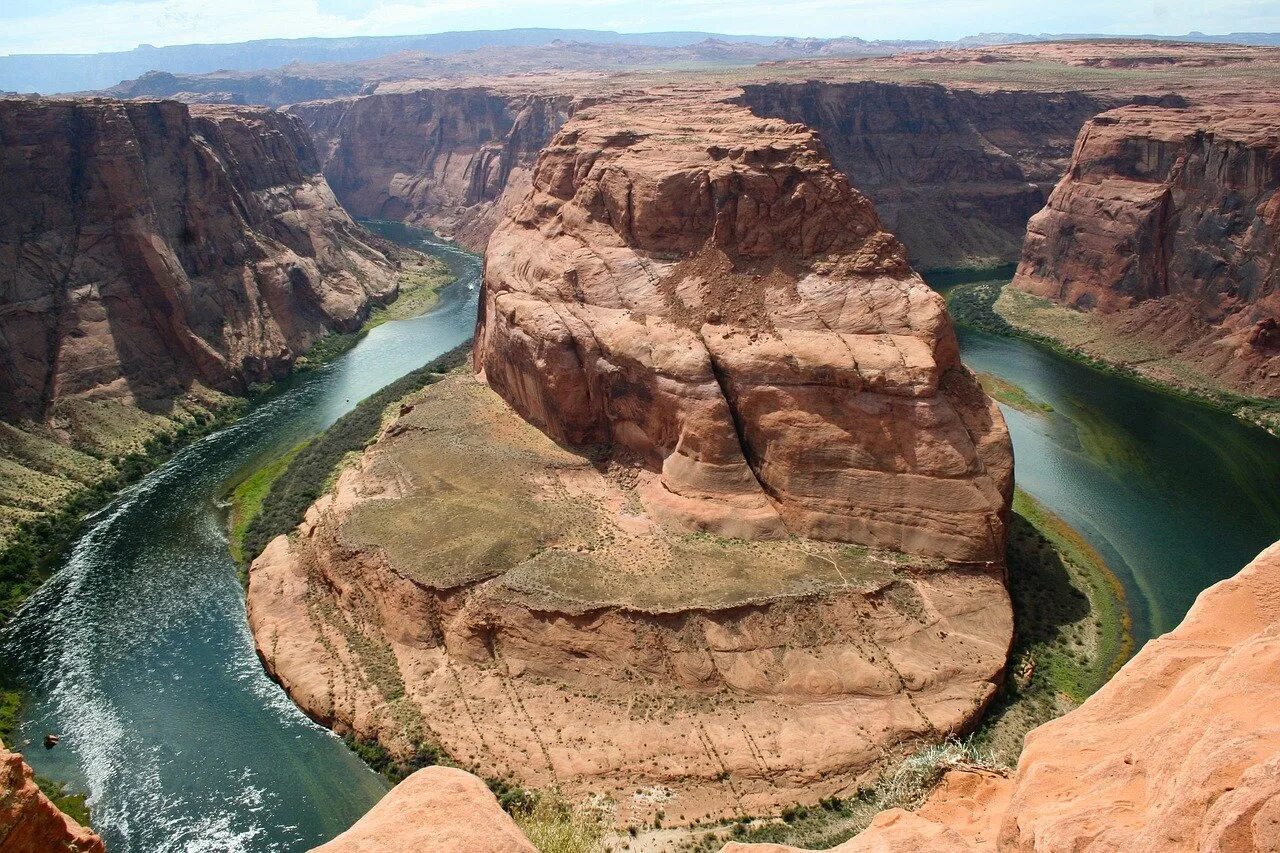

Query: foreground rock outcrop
[1011,104,1280,399]
[476,92,1013,562]
[732,538,1280,852]
[312,766,534,853]
[291,87,575,251]
[0,741,103,853]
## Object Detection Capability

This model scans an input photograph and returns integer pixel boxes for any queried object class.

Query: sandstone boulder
[0,741,104,853]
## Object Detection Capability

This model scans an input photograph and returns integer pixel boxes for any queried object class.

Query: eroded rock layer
[738,82,1114,270]
[0,97,403,424]
[252,374,1013,824]
[291,87,575,251]
[731,539,1280,852]
[475,93,1012,562]
[0,741,103,853]
[1012,104,1280,398]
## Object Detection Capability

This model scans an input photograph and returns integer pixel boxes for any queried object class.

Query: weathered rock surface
[291,87,575,251]
[0,97,403,425]
[311,766,535,853]
[728,539,1280,852]
[252,374,1012,823]
[738,82,1114,269]
[475,93,1012,562]
[1012,104,1280,398]
[0,741,104,853]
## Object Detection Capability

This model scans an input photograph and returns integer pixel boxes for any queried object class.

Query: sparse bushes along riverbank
[237,343,472,563]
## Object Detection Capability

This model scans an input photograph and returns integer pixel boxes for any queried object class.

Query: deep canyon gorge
[1,32,1278,853]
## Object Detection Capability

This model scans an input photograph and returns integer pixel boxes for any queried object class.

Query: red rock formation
[475,92,1012,562]
[305,540,1280,852]
[727,539,1280,852]
[291,87,575,251]
[0,97,403,424]
[0,741,103,853]
[1013,104,1280,398]
[311,767,535,853]
[738,82,1115,269]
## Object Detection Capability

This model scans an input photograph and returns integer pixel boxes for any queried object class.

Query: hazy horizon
[4,0,1280,57]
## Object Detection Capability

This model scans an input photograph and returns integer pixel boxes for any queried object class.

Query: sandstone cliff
[1011,104,1280,399]
[0,741,103,853]
[728,538,1280,852]
[0,97,403,424]
[291,87,575,251]
[0,97,409,544]
[738,82,1114,270]
[475,92,1013,562]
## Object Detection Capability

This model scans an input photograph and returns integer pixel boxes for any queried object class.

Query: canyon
[247,91,1015,824]
[1007,102,1280,400]
[2,35,1279,853]
[0,97,422,545]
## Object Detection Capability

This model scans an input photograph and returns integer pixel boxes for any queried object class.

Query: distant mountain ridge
[7,27,1280,94]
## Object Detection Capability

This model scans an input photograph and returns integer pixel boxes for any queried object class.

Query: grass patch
[225,442,307,564]
[36,777,92,827]
[976,372,1053,415]
[514,792,608,853]
[241,343,473,562]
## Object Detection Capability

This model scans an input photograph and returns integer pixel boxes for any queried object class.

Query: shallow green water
[932,273,1280,645]
[1,223,480,852]
[1,252,1276,852]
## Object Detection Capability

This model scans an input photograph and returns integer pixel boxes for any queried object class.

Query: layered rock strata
[475,93,1013,562]
[737,82,1114,269]
[1011,104,1280,398]
[252,374,1013,823]
[728,538,1280,852]
[0,741,104,853]
[0,97,404,424]
[291,87,575,251]
[307,539,1280,852]
[254,93,1015,825]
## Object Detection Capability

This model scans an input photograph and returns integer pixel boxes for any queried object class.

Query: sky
[1,0,1277,56]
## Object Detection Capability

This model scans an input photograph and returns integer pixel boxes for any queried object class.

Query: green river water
[1,246,1277,851]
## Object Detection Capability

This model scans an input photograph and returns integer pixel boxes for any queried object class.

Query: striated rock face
[475,93,1013,562]
[311,766,535,853]
[1012,104,1280,398]
[0,741,104,853]
[0,97,402,424]
[252,374,1013,823]
[291,87,576,251]
[738,82,1115,270]
[306,540,1280,852]
[730,539,1280,852]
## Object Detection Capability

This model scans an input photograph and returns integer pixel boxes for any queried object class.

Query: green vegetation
[294,261,452,372]
[241,343,473,562]
[36,777,92,827]
[0,404,243,624]
[514,793,607,853]
[225,443,307,564]
[944,278,1280,434]
[976,372,1053,415]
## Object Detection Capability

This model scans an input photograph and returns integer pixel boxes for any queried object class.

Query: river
[2,248,1277,851]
